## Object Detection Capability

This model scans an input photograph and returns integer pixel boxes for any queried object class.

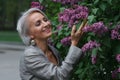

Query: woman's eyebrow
[43,16,47,19]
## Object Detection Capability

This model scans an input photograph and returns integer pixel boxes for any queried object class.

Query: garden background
[0,0,120,80]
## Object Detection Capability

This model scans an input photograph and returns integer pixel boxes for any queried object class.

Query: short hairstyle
[17,8,47,46]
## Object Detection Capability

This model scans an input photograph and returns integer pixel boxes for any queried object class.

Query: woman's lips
[42,27,51,33]
[45,28,51,33]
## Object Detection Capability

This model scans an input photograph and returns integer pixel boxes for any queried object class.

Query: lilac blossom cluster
[58,5,88,27]
[31,2,44,10]
[61,36,71,46]
[112,67,120,79]
[116,54,120,62]
[91,55,97,64]
[111,24,120,40]
[52,0,82,5]
[47,38,54,46]
[83,22,108,36]
[111,54,120,79]
[81,40,100,53]
[57,25,63,30]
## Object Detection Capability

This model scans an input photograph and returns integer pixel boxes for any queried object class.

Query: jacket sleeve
[24,45,82,80]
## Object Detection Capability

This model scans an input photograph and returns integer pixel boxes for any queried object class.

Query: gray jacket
[19,45,82,80]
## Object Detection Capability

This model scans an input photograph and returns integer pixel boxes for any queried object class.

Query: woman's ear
[29,34,35,39]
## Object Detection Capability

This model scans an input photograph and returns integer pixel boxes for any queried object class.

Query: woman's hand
[71,19,87,46]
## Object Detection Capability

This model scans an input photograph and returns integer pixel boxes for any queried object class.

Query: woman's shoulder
[24,45,42,56]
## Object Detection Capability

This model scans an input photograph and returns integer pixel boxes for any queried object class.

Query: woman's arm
[24,45,82,80]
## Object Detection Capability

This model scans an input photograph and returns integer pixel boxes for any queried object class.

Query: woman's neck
[35,39,49,53]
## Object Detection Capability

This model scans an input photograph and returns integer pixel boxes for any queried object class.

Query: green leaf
[94,0,100,5]
[92,8,98,14]
[99,3,106,11]
[88,15,95,23]
[102,37,111,48]
[75,69,83,74]
[98,47,103,52]
[65,32,70,36]
[99,54,105,59]
[58,30,63,36]
[113,44,120,54]
[60,7,65,12]
[56,43,62,49]
[79,62,83,68]
[39,0,43,3]
[88,32,95,37]
[107,0,112,5]
[92,48,98,56]
[87,36,91,41]
[63,27,69,31]
[80,67,88,78]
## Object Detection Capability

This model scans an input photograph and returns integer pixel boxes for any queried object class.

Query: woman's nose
[42,20,51,28]
[42,21,48,26]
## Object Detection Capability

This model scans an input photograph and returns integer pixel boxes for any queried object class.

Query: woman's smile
[42,26,52,33]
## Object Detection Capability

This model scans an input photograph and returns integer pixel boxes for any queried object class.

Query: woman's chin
[46,33,52,38]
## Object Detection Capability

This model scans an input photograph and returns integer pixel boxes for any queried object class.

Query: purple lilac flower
[81,40,100,53]
[91,55,97,64]
[116,54,120,62]
[31,2,44,10]
[58,5,89,27]
[112,69,118,79]
[57,25,63,30]
[111,68,120,79]
[52,0,82,5]
[47,38,54,46]
[111,24,120,40]
[118,67,120,72]
[82,22,108,36]
[61,36,71,46]
[111,30,119,39]
[118,35,120,40]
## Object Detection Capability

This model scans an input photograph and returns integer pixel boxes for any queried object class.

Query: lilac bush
[36,0,120,79]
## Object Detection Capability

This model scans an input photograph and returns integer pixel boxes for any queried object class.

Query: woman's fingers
[71,19,88,46]
[77,19,88,33]
[71,25,76,36]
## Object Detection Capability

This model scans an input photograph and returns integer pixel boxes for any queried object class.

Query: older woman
[17,8,86,80]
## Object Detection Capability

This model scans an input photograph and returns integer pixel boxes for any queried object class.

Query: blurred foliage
[0,0,31,30]
[0,31,22,42]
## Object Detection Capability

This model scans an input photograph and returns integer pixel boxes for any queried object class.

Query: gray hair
[17,8,47,46]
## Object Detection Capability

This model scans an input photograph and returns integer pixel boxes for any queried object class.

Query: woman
[17,8,86,80]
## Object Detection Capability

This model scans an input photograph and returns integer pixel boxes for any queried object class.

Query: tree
[0,0,31,31]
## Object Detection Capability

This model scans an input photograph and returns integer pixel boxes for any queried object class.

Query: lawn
[0,31,22,42]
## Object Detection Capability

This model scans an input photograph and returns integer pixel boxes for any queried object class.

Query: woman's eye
[35,20,41,26]
[43,18,48,22]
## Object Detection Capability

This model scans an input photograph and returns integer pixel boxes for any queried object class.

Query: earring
[30,39,36,46]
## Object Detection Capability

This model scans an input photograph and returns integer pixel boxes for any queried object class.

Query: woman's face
[27,11,52,41]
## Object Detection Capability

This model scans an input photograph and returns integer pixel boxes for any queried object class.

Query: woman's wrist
[71,41,78,46]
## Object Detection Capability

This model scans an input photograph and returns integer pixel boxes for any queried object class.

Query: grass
[0,31,22,42]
